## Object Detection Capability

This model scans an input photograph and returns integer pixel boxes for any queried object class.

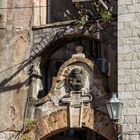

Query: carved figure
[67,68,85,91]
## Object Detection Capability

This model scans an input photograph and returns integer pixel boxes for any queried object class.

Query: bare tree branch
[99,0,108,10]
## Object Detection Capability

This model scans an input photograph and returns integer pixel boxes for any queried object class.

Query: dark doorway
[46,128,108,140]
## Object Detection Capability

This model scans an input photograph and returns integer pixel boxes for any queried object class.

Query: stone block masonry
[118,0,140,139]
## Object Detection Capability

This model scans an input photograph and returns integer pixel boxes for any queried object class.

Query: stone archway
[35,109,69,140]
[31,110,115,140]
[45,127,109,140]
[31,22,100,60]
[30,51,116,140]
[29,23,116,140]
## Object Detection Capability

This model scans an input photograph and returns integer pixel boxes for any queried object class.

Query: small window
[48,0,93,23]
[33,0,93,26]
[48,0,76,23]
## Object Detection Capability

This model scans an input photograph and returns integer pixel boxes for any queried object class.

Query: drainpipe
[47,0,51,23]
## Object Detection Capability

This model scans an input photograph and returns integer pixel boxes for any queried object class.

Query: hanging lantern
[105,93,123,121]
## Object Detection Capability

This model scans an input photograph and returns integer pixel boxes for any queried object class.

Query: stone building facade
[118,0,140,140]
[0,0,139,140]
[28,20,117,140]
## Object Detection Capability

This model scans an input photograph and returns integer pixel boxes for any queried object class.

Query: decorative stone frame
[30,56,115,140]
[28,22,116,140]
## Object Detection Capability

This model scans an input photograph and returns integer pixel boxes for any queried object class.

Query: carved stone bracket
[61,91,92,127]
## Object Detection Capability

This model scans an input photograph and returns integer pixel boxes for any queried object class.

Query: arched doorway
[44,128,108,140]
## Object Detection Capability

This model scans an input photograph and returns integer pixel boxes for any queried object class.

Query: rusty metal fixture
[114,122,123,140]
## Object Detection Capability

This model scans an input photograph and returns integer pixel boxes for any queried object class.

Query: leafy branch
[92,0,112,23]
[64,0,113,29]
[21,119,36,140]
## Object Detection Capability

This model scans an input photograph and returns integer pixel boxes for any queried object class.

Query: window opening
[34,0,97,25]
[47,0,92,23]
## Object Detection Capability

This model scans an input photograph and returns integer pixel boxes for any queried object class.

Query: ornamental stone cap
[72,45,85,58]
[76,45,84,54]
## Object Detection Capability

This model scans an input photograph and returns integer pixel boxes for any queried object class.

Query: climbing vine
[65,0,113,29]
[21,119,36,140]
[92,0,112,23]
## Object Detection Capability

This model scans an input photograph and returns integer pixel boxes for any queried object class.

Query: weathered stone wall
[101,21,117,93]
[32,20,117,94]
[0,0,33,139]
[118,0,140,139]
[26,51,116,140]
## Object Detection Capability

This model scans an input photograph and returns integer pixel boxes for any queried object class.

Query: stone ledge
[32,20,76,30]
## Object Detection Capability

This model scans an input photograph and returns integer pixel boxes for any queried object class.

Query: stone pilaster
[118,0,140,139]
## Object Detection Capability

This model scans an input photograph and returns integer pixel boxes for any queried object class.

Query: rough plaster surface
[0,0,118,139]
[0,0,33,138]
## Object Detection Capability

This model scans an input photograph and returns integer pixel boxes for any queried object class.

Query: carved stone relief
[60,65,93,127]
[34,53,94,125]
[31,51,115,140]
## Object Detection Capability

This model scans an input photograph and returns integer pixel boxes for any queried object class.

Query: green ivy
[91,0,112,22]
[100,9,112,23]
[75,0,112,28]
[77,14,89,26]
[21,134,30,140]
[20,119,36,140]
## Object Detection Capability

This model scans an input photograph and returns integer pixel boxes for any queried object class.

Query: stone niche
[31,51,115,140]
